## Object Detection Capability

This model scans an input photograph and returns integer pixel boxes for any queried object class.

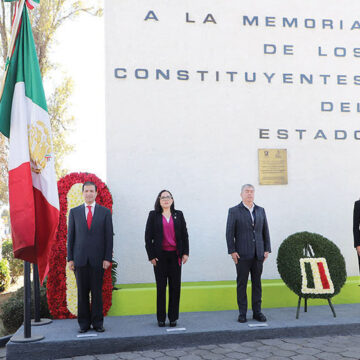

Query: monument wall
[105,0,360,283]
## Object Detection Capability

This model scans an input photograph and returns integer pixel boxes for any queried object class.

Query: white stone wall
[105,0,360,283]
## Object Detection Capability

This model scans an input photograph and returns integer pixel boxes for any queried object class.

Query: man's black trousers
[153,251,182,322]
[235,257,263,315]
[75,263,104,330]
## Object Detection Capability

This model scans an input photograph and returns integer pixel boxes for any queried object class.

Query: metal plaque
[258,149,288,185]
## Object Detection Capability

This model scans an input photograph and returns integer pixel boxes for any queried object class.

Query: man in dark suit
[226,184,271,323]
[67,181,113,333]
[352,200,360,272]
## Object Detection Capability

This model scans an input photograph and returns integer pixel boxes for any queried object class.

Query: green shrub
[1,240,12,261]
[0,259,10,292]
[0,282,51,334]
[2,239,23,283]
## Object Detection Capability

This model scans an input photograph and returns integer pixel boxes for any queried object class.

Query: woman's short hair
[154,189,175,213]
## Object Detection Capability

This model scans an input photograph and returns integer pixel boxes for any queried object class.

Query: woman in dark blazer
[145,190,189,327]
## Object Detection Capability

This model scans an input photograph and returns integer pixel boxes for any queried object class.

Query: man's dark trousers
[75,262,104,330]
[236,257,263,315]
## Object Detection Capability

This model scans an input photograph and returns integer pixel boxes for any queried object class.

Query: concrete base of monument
[6,303,360,360]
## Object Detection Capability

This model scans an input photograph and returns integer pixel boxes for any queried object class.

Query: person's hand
[103,260,111,270]
[182,255,189,264]
[68,261,75,271]
[150,258,158,266]
[231,252,240,264]
[264,252,269,261]
[357,246,360,256]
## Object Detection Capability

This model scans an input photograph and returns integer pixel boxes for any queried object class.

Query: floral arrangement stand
[47,172,114,319]
[277,232,347,319]
[295,294,336,320]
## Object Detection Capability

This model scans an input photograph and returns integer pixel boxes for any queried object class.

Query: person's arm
[67,209,75,270]
[145,211,157,263]
[353,202,360,248]
[180,212,189,264]
[181,212,189,255]
[262,209,271,255]
[226,209,236,254]
[103,209,114,269]
[226,208,239,263]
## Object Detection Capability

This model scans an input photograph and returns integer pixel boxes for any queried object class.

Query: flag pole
[0,0,26,102]
[10,261,44,343]
[31,263,52,326]
[23,261,31,338]
[33,264,41,322]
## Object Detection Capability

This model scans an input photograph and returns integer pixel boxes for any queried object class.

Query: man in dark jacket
[67,181,113,333]
[226,184,271,323]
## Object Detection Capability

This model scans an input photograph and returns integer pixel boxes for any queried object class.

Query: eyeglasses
[160,196,172,200]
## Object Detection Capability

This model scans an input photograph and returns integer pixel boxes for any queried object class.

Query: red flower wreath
[47,172,114,319]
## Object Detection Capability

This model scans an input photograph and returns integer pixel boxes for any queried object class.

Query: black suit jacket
[353,200,360,248]
[145,210,189,261]
[67,204,113,267]
[226,202,271,260]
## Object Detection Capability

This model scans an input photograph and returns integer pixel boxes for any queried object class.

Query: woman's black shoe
[169,321,177,327]
[158,321,165,327]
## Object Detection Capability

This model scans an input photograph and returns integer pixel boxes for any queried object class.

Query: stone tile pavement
[55,335,360,360]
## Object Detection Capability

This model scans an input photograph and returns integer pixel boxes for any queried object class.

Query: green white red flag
[0,4,59,283]
[3,0,39,4]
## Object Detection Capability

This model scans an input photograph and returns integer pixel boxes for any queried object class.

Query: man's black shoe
[238,314,247,323]
[78,327,90,333]
[169,321,177,327]
[253,312,267,322]
[158,321,165,327]
[94,326,105,332]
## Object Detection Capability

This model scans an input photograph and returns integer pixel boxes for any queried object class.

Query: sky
[49,8,106,181]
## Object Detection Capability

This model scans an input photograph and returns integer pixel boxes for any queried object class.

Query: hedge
[0,282,51,334]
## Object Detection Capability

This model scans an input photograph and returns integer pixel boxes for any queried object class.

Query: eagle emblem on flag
[28,120,52,173]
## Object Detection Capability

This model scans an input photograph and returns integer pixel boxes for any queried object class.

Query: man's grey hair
[241,184,255,193]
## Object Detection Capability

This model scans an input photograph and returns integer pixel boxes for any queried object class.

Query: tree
[2,239,22,283]
[0,0,102,203]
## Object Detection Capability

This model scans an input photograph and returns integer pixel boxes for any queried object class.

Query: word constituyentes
[114,68,360,85]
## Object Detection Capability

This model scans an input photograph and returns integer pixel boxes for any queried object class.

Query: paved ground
[53,334,360,360]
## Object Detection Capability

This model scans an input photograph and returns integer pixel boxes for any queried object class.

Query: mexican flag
[0,4,59,283]
[4,0,39,7]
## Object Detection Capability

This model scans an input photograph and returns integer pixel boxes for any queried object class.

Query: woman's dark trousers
[154,251,181,322]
